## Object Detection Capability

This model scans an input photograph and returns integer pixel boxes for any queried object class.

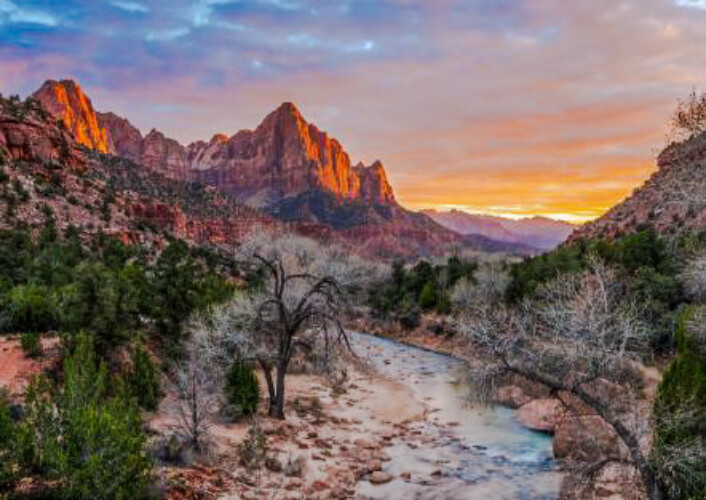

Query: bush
[419,281,437,310]
[651,311,706,499]
[19,333,153,499]
[20,331,42,358]
[224,361,260,418]
[0,390,18,490]
[128,343,161,411]
[8,284,56,333]
[237,418,268,471]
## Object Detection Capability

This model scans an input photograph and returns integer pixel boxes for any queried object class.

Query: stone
[554,415,629,463]
[33,79,112,154]
[366,459,382,473]
[369,472,393,485]
[494,386,532,409]
[516,398,564,432]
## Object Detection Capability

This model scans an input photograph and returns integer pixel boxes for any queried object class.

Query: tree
[669,89,706,141]
[224,361,260,418]
[247,237,350,419]
[456,258,662,499]
[651,310,706,499]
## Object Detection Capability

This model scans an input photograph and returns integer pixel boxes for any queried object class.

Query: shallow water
[352,333,562,500]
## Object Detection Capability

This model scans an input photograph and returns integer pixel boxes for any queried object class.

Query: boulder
[553,415,628,463]
[494,386,531,409]
[516,398,564,432]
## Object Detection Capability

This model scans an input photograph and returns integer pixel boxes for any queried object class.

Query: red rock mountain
[567,130,706,243]
[29,79,466,258]
[32,80,112,154]
[32,81,396,211]
[0,93,276,249]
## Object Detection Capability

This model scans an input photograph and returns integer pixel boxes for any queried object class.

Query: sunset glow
[2,0,705,221]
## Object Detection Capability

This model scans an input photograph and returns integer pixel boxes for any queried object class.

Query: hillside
[0,94,276,248]
[568,131,706,243]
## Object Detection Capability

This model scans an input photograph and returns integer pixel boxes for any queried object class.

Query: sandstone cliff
[32,79,112,154]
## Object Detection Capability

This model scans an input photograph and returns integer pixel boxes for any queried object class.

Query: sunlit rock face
[187,102,396,207]
[33,79,112,154]
[32,81,398,210]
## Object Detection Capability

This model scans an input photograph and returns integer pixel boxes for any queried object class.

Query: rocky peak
[355,160,396,205]
[97,111,142,160]
[32,79,113,154]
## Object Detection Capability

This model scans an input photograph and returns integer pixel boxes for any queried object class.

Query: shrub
[20,333,153,499]
[7,284,56,333]
[0,389,18,490]
[129,343,161,411]
[419,281,437,310]
[0,168,8,183]
[224,361,260,418]
[237,418,268,471]
[20,331,42,358]
[651,311,706,499]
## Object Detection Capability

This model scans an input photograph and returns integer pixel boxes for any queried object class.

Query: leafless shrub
[669,89,706,142]
[168,359,218,455]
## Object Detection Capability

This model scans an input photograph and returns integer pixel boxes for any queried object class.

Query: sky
[2,0,706,222]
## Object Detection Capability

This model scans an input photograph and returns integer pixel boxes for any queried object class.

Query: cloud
[110,1,149,14]
[1,0,705,220]
[0,0,57,26]
[675,0,706,9]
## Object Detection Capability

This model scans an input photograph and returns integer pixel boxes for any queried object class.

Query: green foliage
[652,311,706,499]
[368,256,476,326]
[419,281,437,310]
[7,284,56,333]
[128,343,161,411]
[0,225,237,357]
[0,390,18,491]
[224,361,260,418]
[4,334,153,499]
[20,331,42,358]
[0,167,8,183]
[506,230,682,349]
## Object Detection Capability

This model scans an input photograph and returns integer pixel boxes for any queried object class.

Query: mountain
[567,131,706,243]
[422,209,574,250]
[32,79,113,154]
[0,94,276,248]
[30,79,468,258]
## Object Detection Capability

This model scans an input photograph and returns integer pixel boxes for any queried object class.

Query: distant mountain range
[421,209,574,250]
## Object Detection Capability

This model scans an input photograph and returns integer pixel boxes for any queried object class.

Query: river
[351,333,562,500]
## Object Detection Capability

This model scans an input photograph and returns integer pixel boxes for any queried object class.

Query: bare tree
[669,89,706,142]
[455,258,663,499]
[169,359,218,453]
[212,232,361,420]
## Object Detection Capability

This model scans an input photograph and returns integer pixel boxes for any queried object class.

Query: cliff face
[33,81,398,211]
[186,102,396,207]
[568,131,706,243]
[0,93,276,249]
[32,80,112,154]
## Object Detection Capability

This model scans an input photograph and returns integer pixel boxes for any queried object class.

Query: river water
[351,333,562,500]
